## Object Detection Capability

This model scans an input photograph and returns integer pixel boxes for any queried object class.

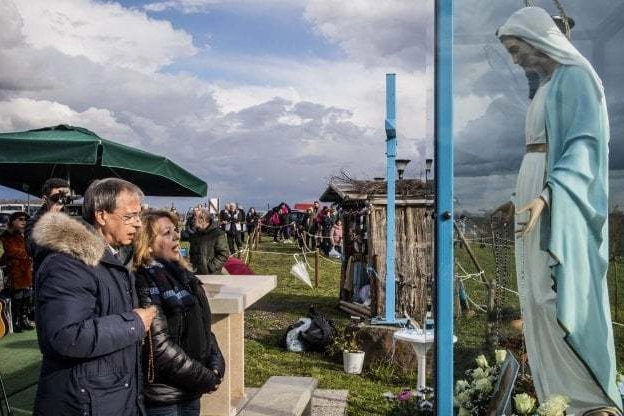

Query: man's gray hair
[82,178,144,224]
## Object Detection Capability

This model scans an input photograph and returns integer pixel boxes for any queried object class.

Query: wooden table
[197,275,277,416]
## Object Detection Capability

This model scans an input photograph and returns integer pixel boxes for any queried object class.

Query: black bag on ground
[280,318,308,349]
[299,307,336,352]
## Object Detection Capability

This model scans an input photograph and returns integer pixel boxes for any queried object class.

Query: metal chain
[552,0,571,38]
[552,0,567,18]
[490,217,512,348]
[490,219,502,346]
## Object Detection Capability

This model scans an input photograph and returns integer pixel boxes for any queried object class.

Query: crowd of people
[0,177,228,416]
[265,201,343,257]
[1,176,335,414]
[0,178,347,416]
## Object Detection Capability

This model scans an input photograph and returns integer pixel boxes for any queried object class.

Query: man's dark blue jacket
[32,213,145,416]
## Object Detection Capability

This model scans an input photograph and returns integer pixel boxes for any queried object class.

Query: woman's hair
[195,208,212,223]
[133,209,191,271]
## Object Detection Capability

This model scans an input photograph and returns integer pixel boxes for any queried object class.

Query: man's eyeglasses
[112,212,141,225]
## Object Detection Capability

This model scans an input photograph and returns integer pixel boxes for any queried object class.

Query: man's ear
[94,210,107,227]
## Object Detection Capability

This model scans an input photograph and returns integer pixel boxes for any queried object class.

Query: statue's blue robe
[544,64,623,411]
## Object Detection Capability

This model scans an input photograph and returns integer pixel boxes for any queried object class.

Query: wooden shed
[319,177,434,321]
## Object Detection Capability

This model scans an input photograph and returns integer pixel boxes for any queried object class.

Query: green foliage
[327,318,362,354]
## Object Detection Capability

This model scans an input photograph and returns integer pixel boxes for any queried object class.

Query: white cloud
[202,52,428,137]
[454,94,495,133]
[211,84,301,115]
[12,0,197,73]
[0,0,436,209]
[304,0,433,71]
[143,0,299,14]
[0,98,139,145]
[0,0,24,49]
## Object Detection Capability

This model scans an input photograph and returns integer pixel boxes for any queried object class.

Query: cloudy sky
[1,0,623,213]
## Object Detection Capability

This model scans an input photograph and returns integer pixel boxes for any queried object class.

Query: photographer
[25,178,75,272]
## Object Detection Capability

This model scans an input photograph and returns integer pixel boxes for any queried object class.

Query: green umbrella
[0,124,207,197]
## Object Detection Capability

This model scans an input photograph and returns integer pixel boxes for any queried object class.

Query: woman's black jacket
[136,266,225,406]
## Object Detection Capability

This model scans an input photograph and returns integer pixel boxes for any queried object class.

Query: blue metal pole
[434,0,454,415]
[385,73,397,323]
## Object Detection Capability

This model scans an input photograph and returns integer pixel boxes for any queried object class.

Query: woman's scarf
[137,259,196,313]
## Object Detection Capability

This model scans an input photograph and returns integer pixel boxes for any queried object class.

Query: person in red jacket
[0,211,33,332]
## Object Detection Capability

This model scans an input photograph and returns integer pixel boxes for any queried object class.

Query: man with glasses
[31,177,156,416]
[0,211,33,332]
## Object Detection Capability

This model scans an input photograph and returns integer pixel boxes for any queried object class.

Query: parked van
[0,203,42,216]
[0,204,26,213]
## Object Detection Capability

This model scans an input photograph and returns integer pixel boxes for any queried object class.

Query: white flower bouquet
[454,350,507,415]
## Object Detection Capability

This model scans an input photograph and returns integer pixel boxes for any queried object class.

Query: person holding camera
[25,178,73,272]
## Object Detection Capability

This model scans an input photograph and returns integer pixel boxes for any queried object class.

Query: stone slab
[238,376,318,416]
[240,388,347,416]
[311,389,348,416]
[198,275,277,314]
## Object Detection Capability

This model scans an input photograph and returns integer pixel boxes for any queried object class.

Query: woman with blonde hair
[134,209,224,416]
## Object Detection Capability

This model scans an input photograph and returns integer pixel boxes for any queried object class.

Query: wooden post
[454,220,494,311]
[314,249,319,288]
[614,259,620,321]
[453,221,485,278]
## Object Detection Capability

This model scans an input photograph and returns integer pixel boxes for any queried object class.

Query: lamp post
[371,73,407,326]
[396,159,411,180]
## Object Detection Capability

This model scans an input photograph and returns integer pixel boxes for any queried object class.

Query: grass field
[1,235,622,415]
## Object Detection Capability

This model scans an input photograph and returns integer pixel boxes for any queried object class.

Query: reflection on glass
[453,2,623,415]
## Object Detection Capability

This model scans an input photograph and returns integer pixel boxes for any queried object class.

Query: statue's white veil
[497,6,604,96]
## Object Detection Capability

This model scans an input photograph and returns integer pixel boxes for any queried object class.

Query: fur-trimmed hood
[32,212,106,267]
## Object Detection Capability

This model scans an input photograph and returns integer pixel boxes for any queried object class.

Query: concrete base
[197,275,277,416]
[241,388,348,416]
[238,376,317,416]
[357,323,419,374]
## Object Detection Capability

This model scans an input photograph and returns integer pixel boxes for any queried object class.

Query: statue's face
[502,37,545,72]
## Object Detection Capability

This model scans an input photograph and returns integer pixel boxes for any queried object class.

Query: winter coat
[135,262,225,406]
[246,211,259,232]
[270,211,280,226]
[189,223,229,274]
[32,213,146,416]
[0,229,33,290]
[25,204,53,274]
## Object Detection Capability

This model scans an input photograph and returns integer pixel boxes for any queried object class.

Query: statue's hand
[516,197,545,236]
